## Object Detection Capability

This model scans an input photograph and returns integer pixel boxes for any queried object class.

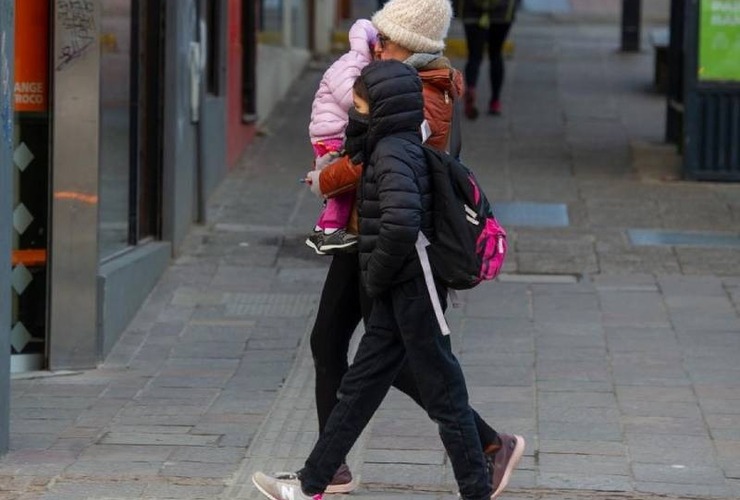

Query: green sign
[699,0,740,81]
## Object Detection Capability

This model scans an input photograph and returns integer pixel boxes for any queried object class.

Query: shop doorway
[11,0,51,372]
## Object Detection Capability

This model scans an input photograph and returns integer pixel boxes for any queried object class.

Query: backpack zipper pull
[444,91,450,104]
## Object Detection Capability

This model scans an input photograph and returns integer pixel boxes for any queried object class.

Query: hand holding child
[305,170,322,197]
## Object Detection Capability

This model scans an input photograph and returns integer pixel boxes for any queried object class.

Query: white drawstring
[415,232,451,335]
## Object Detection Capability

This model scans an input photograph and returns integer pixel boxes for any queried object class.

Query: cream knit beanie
[372,0,452,54]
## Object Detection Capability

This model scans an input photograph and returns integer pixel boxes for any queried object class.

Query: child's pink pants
[313,140,354,231]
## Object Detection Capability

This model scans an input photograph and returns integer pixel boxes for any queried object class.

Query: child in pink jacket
[305,19,377,255]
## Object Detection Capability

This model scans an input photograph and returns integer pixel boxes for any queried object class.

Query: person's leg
[392,363,500,450]
[319,193,353,230]
[301,293,407,494]
[463,23,486,119]
[464,23,485,90]
[310,253,363,433]
[487,22,513,114]
[393,277,491,500]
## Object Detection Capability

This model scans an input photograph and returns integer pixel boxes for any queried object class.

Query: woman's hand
[305,170,322,197]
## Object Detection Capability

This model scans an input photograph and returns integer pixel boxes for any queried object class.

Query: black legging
[463,22,512,103]
[309,252,499,450]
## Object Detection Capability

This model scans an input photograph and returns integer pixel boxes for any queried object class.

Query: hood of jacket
[360,60,425,153]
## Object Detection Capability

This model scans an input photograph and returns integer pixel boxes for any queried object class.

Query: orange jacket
[419,58,464,151]
[317,58,463,234]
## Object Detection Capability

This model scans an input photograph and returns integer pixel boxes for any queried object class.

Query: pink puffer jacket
[309,19,377,146]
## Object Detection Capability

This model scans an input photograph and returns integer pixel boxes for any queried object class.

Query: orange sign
[14,0,49,112]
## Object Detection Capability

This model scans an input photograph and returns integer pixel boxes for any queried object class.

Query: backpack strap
[415,232,451,335]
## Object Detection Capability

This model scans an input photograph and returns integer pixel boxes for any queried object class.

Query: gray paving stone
[598,248,682,275]
[539,421,623,442]
[539,453,629,476]
[161,461,235,479]
[599,292,670,327]
[63,458,163,477]
[538,391,617,409]
[38,480,147,499]
[632,462,726,485]
[143,481,225,499]
[517,251,599,275]
[538,406,620,423]
[605,327,678,352]
[538,440,626,457]
[538,472,633,492]
[657,275,728,297]
[625,434,718,466]
[634,480,734,498]
[621,416,709,436]
[99,432,219,447]
[593,274,658,291]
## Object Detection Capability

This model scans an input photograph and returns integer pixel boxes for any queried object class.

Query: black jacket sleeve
[364,151,422,297]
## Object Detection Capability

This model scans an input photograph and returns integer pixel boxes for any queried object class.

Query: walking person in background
[306,19,377,255]
[458,0,519,118]
[253,59,495,500]
[302,0,524,496]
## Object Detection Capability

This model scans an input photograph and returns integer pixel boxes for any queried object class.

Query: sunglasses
[377,33,391,50]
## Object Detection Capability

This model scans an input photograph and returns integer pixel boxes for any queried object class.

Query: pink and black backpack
[420,145,507,290]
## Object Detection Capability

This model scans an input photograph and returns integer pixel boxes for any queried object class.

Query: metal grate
[628,229,740,248]
[493,202,569,227]
[686,89,740,180]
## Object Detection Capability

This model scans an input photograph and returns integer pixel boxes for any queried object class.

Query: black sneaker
[319,229,357,252]
[305,230,326,255]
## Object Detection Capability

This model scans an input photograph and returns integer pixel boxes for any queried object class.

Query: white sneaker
[251,471,323,500]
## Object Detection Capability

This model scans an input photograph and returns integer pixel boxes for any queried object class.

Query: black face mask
[344,108,370,164]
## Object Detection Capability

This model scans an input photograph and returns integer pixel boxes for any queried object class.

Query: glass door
[11,0,51,372]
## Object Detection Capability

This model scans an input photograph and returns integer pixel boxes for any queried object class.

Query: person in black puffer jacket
[353,59,434,297]
[251,60,495,500]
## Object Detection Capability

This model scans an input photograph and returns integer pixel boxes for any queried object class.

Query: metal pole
[621,0,642,52]
[0,0,15,455]
[665,0,684,145]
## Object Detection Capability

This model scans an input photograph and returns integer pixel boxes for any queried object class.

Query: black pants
[463,22,513,102]
[309,253,498,447]
[302,275,492,500]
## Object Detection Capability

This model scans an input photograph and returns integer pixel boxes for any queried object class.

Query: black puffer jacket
[357,61,434,298]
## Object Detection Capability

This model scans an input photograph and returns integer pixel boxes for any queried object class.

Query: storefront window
[99,0,134,259]
[258,0,309,48]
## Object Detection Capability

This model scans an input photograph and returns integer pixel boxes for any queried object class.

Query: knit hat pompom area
[372,0,452,54]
